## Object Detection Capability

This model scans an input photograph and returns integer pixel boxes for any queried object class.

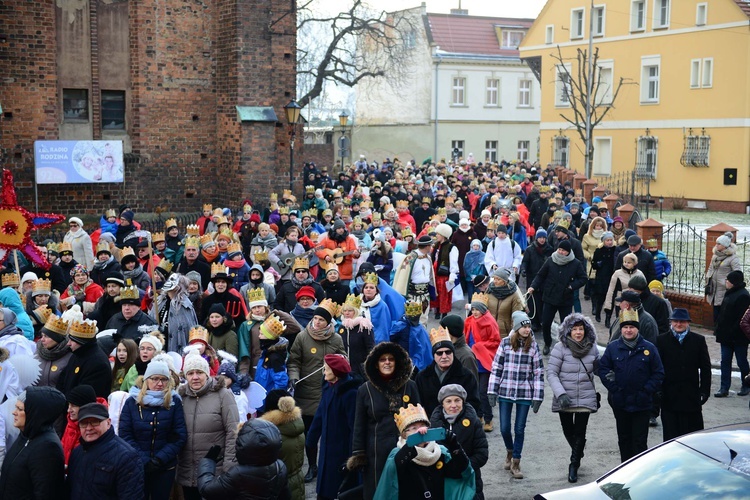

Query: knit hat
[183,351,210,376]
[185,271,202,289]
[557,240,572,253]
[144,360,171,380]
[648,280,664,293]
[439,314,464,339]
[470,300,488,315]
[264,389,290,412]
[21,272,37,285]
[512,310,531,331]
[717,233,733,248]
[601,231,614,242]
[120,210,135,223]
[140,334,163,353]
[492,267,512,282]
[295,286,316,301]
[333,219,346,230]
[622,252,638,265]
[628,274,648,291]
[472,275,489,288]
[496,224,507,234]
[67,384,97,407]
[105,272,126,287]
[435,223,453,239]
[217,351,238,383]
[69,216,84,227]
[437,383,467,402]
[324,354,351,378]
[536,229,547,240]
[726,270,745,287]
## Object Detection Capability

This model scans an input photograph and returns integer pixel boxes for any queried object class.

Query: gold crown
[396,200,408,209]
[216,216,229,226]
[189,326,210,344]
[226,242,242,255]
[46,242,59,253]
[203,203,213,212]
[42,313,68,336]
[422,197,431,204]
[253,250,269,262]
[305,185,315,193]
[246,287,267,304]
[33,305,53,325]
[343,294,362,310]
[96,241,111,255]
[165,218,178,229]
[59,242,73,254]
[318,298,340,318]
[68,319,98,339]
[360,201,370,209]
[243,204,253,214]
[119,285,140,301]
[211,262,228,277]
[437,207,447,215]
[260,314,286,340]
[371,212,381,221]
[363,272,379,286]
[341,208,351,216]
[213,208,224,217]
[405,301,422,317]
[156,259,173,274]
[445,196,455,204]
[105,208,117,218]
[393,404,429,434]
[322,209,332,216]
[429,326,451,346]
[279,206,290,215]
[200,233,215,247]
[269,193,278,202]
[186,224,200,237]
[152,232,166,243]
[1,273,20,288]
[471,293,489,306]
[184,236,200,249]
[487,219,498,230]
[301,210,312,218]
[352,217,363,227]
[282,189,292,199]
[32,279,51,295]
[619,309,639,325]
[215,228,233,241]
[383,204,394,213]
[646,238,658,247]
[401,226,413,238]
[293,257,309,270]
[120,246,136,260]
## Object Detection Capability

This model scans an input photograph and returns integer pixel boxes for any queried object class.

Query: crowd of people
[0,156,743,499]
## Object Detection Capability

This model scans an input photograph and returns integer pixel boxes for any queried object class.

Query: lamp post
[659,196,664,218]
[284,99,302,194]
[338,110,349,172]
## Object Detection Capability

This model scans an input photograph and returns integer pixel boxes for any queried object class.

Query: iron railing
[660,219,706,295]
[593,169,655,218]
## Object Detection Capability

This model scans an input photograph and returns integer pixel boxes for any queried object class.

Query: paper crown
[293,257,309,270]
[32,279,51,295]
[68,319,98,339]
[317,298,340,318]
[393,404,430,434]
[322,209,332,216]
[215,228,233,241]
[301,210,312,218]
[213,208,224,217]
[216,216,229,226]
[43,313,68,336]
[352,217,363,227]
[46,242,59,253]
[341,208,351,217]
[58,242,73,254]
[186,224,200,237]
[33,305,53,325]
[1,273,20,288]
[184,236,201,249]
[253,250,269,262]
[422,197,431,204]
[120,246,136,260]
[165,218,178,229]
[405,301,423,317]
[156,259,173,274]
[211,262,228,277]
[429,326,451,346]
[152,232,166,243]
[344,293,362,310]
[269,193,278,202]
[260,314,286,340]
[200,233,215,247]
[96,241,111,255]
[246,287,267,304]
[105,208,117,218]
[383,204,394,213]
[445,196,455,204]
[305,185,315,193]
[436,207,447,215]
[203,203,213,211]
[226,242,242,255]
[119,285,140,301]
[363,272,379,286]
[619,309,639,326]
[645,238,658,247]
[401,226,414,238]
[471,293,489,306]
[371,212,381,221]
[396,200,408,209]
[189,325,210,344]
[282,189,292,199]
[279,206,290,215]
[243,204,253,214]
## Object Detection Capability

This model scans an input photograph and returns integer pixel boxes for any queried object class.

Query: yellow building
[520,0,750,213]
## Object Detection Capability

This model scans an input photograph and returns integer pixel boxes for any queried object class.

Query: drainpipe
[434,53,442,160]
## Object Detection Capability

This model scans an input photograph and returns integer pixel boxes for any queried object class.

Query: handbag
[704,277,714,296]
[437,264,451,276]
[579,358,601,410]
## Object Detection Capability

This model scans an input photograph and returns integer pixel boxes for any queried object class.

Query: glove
[204,445,223,462]
[144,458,162,474]
[287,379,298,396]
[557,393,572,409]
[374,265,384,271]
[605,370,616,383]
[487,393,498,408]
[395,444,418,465]
[449,273,457,282]
[74,292,86,303]
[444,430,460,451]
[700,393,709,405]
[346,454,368,471]
[531,400,542,413]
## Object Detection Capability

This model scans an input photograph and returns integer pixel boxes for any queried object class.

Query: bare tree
[551,46,634,175]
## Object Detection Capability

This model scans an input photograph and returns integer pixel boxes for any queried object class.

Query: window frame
[593,136,613,176]
[636,136,658,179]
[517,140,530,161]
[596,60,614,106]
[630,0,647,32]
[555,63,573,108]
[501,30,525,49]
[690,59,701,88]
[518,79,532,108]
[571,8,585,40]
[640,56,661,104]
[451,140,465,159]
[485,140,498,163]
[552,136,570,167]
[696,3,707,26]
[486,78,500,107]
[451,76,466,106]
[101,90,127,130]
[592,5,606,37]
[654,0,670,29]
[701,58,713,88]
[62,88,90,122]
[545,25,554,44]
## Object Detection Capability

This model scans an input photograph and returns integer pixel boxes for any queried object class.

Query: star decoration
[0,169,65,270]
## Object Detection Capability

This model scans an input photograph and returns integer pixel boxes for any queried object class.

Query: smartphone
[406,427,446,447]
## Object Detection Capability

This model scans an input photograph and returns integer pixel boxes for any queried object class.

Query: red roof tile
[425,13,534,58]
[735,0,750,17]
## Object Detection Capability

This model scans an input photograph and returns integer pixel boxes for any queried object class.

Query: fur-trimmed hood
[178,375,229,398]
[364,342,412,393]
[587,217,607,236]
[559,313,597,347]
[261,405,302,428]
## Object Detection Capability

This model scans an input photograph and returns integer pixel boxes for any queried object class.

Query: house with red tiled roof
[353,5,540,164]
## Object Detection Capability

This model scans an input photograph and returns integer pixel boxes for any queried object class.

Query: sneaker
[483,421,494,432]
[649,417,658,427]
[714,390,729,398]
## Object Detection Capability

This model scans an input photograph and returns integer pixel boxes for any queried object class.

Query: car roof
[675,423,750,475]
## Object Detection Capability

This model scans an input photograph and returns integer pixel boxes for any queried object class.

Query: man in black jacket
[614,235,656,283]
[174,239,211,291]
[57,320,112,399]
[101,286,157,354]
[629,274,670,336]
[19,245,67,294]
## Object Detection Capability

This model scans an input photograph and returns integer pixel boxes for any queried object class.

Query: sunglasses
[435,349,453,357]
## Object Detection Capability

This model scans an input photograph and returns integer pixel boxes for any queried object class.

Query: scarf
[201,248,219,263]
[92,255,115,271]
[396,437,442,466]
[361,294,381,324]
[129,386,177,407]
[566,336,593,359]
[622,333,640,350]
[307,321,335,341]
[66,279,92,296]
[591,229,604,240]
[123,263,145,282]
[443,409,459,425]
[225,258,247,269]
[488,280,518,300]
[673,328,688,344]
[342,315,372,330]
[292,304,316,328]
[35,338,70,361]
[551,251,575,265]
[292,275,314,287]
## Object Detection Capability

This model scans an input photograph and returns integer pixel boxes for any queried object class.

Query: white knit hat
[435,223,453,239]
[140,334,163,353]
[20,272,37,285]
[183,351,209,376]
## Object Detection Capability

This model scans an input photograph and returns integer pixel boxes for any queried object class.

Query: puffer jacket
[547,313,600,412]
[705,244,742,306]
[486,288,525,338]
[599,335,664,413]
[581,218,606,277]
[260,397,305,500]
[530,254,587,308]
[197,419,290,500]
[177,376,239,487]
[604,267,646,312]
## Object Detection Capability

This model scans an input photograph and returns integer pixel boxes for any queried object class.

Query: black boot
[304,465,317,483]
[604,311,612,329]
[568,438,584,483]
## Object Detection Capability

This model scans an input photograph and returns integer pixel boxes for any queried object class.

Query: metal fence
[593,169,655,217]
[660,219,706,295]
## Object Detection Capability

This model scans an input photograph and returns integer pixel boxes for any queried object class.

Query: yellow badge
[311,347,317,354]
[403,395,410,403]
[75,367,80,373]
[51,365,58,372]
[644,350,650,356]
[265,357,269,362]
[118,378,123,384]
[462,419,470,427]
[0,366,2,372]
[435,461,444,470]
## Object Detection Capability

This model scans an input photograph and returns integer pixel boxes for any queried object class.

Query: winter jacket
[639,288,671,336]
[366,248,394,283]
[226,259,251,292]
[338,317,375,379]
[25,290,61,336]
[591,245,617,296]
[90,256,122,288]
[604,267,646,312]
[287,327,346,416]
[488,333,544,403]
[60,281,104,315]
[200,289,248,329]
[240,278,276,310]
[101,310,157,355]
[0,288,35,340]
[119,390,188,470]
[608,305,659,345]
[56,339,112,399]
[307,375,359,499]
[0,386,66,500]
[64,229,95,271]
[122,263,152,293]
[255,337,290,393]
[155,293,198,353]
[520,240,553,289]
[177,376,239,487]
[486,289,525,338]
[715,285,750,345]
[351,342,421,500]
[174,258,212,291]
[415,360,482,421]
[530,255,587,308]
[88,293,124,329]
[321,278,349,306]
[197,419,290,500]
[656,330,711,413]
[599,335,664,413]
[547,314,600,412]
[582,228,605,277]
[18,263,68,295]
[650,250,672,280]
[34,340,73,388]
[274,279,325,314]
[614,246,657,284]
[452,334,479,382]
[206,319,239,358]
[705,244,742,307]
[260,399,305,500]
[238,309,300,377]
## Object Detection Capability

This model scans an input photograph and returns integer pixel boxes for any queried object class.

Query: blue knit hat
[536,229,547,240]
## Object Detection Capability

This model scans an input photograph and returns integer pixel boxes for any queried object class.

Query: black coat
[198,420,290,500]
[0,387,66,500]
[656,331,711,413]
[415,360,482,422]
[100,309,158,355]
[640,289,671,336]
[615,247,656,283]
[19,263,67,294]
[320,278,349,306]
[520,241,553,288]
[89,259,122,288]
[274,280,325,314]
[715,285,750,345]
[531,256,588,308]
[56,340,112,399]
[67,426,144,500]
[175,258,212,291]
[591,245,617,295]
[338,322,375,380]
[87,294,122,329]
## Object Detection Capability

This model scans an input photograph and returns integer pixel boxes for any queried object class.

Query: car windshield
[598,441,750,499]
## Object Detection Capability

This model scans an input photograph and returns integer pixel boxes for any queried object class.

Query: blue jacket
[118,392,188,469]
[255,338,289,394]
[389,317,432,371]
[599,335,664,412]
[650,250,672,280]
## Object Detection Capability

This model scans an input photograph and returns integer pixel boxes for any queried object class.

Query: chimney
[450,8,468,15]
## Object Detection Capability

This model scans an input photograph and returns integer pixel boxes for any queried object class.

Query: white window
[640,56,660,103]
[654,0,670,29]
[571,8,585,39]
[595,60,614,105]
[690,58,713,89]
[451,140,465,159]
[696,3,707,26]
[552,136,570,167]
[555,64,572,107]
[452,77,466,106]
[631,0,646,32]
[404,30,417,49]
[545,25,554,44]
[517,141,530,161]
[690,59,701,88]
[682,134,711,167]
[486,141,498,163]
[518,79,532,107]
[593,137,612,176]
[636,136,658,179]
[502,30,525,49]
[486,78,499,106]
[593,6,605,37]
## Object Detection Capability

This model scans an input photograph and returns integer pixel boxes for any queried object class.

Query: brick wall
[665,290,714,328]
[305,144,335,170]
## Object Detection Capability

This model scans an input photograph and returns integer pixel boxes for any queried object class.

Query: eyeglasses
[295,270,308,274]
[79,419,105,429]
[435,350,453,357]
[149,377,169,384]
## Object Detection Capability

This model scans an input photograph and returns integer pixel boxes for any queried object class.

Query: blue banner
[34,140,124,184]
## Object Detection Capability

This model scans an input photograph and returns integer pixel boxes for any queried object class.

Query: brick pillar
[603,194,619,213]
[705,222,738,272]
[636,218,665,247]
[592,185,606,202]
[573,173,587,191]
[616,203,635,226]
[583,178,597,201]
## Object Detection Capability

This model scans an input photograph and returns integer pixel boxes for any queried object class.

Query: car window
[598,441,749,499]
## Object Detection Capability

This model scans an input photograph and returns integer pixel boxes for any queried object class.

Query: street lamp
[338,111,349,171]
[284,99,302,194]
[659,195,664,218]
